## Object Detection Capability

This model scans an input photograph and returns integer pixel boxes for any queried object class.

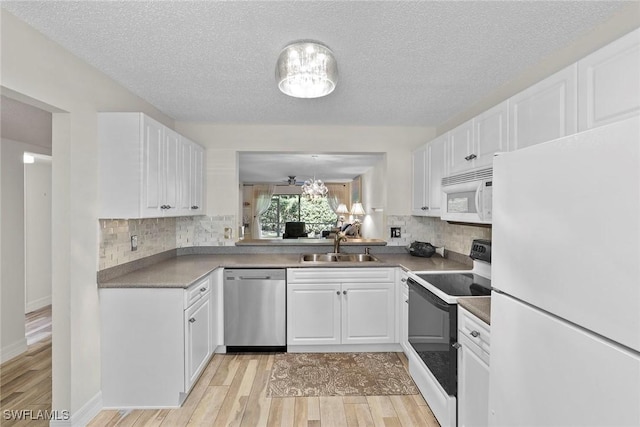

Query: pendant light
[301,155,328,199]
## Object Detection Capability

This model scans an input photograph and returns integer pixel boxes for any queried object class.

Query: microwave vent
[442,167,493,186]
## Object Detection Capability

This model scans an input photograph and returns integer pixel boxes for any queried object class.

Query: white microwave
[441,167,493,224]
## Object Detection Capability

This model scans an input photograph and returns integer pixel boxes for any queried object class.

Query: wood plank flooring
[0,306,52,427]
[88,352,440,427]
[2,307,440,427]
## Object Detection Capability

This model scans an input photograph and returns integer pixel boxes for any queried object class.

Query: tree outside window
[261,195,337,238]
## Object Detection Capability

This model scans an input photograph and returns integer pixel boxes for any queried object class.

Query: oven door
[407,278,458,396]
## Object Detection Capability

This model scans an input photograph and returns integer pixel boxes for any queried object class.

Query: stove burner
[416,273,491,297]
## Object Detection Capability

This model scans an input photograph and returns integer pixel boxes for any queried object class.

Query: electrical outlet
[390,227,401,238]
[131,235,138,251]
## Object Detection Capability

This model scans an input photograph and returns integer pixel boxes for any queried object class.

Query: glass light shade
[350,202,366,216]
[336,203,349,214]
[276,41,338,98]
[301,178,328,199]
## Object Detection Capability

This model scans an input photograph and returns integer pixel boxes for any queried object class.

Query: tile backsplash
[99,214,488,270]
[176,216,237,247]
[99,218,177,270]
[386,215,492,256]
[99,215,237,270]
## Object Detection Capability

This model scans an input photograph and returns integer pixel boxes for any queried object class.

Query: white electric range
[405,239,492,427]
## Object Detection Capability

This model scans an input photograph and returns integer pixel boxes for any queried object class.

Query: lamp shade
[276,41,338,98]
[336,203,349,215]
[350,202,365,216]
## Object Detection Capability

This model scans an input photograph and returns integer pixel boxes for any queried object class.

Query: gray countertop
[98,253,471,289]
[458,297,491,325]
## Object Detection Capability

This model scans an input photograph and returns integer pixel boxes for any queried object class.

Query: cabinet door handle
[421,206,428,210]
[189,318,196,323]
[336,291,341,296]
[401,278,407,282]
[343,290,347,295]
[200,287,207,292]
[470,330,480,337]
[452,342,461,349]
[465,154,477,161]
[191,206,199,210]
[405,299,409,304]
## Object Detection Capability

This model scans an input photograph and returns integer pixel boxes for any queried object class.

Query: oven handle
[407,278,450,312]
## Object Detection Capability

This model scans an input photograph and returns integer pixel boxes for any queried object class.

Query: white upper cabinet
[411,135,446,217]
[426,134,446,216]
[509,64,578,151]
[447,119,474,175]
[411,144,428,216]
[99,112,205,219]
[191,143,205,215]
[164,128,181,213]
[177,137,205,216]
[473,100,509,168]
[446,101,508,176]
[578,29,640,131]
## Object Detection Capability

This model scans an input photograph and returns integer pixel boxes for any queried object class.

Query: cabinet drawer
[458,306,491,354]
[185,276,211,309]
[287,268,395,284]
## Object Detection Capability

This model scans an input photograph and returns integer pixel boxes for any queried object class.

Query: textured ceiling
[1,1,630,127]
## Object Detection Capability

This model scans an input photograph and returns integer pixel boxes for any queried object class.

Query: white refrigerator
[489,116,640,426]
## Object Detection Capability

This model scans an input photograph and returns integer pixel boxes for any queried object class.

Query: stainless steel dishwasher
[223,269,286,352]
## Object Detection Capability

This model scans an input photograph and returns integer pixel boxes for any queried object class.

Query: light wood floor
[88,352,440,427]
[0,306,52,427]
[2,308,440,427]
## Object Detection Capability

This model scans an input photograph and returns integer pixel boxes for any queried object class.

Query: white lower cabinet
[101,274,215,408]
[457,306,491,427]
[184,295,211,390]
[287,268,396,348]
[399,271,410,354]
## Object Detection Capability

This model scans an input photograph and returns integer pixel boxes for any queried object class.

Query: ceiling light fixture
[301,155,328,199]
[276,41,338,99]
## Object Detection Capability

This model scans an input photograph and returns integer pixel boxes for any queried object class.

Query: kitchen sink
[300,253,380,263]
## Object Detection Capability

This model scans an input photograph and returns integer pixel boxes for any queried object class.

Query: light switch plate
[390,227,401,238]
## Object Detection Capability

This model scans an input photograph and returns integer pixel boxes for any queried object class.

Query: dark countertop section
[98,253,471,289]
[458,296,491,325]
[236,238,388,246]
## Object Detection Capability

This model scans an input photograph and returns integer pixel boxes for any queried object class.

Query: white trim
[287,343,402,353]
[0,337,27,363]
[25,296,52,314]
[49,392,103,427]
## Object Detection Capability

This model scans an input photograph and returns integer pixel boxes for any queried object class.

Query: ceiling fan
[283,176,303,186]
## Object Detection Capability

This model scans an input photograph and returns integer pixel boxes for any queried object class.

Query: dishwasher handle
[238,276,273,280]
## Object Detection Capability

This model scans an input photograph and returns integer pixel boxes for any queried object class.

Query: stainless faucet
[333,232,347,254]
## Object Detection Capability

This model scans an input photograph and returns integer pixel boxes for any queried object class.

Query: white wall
[25,156,52,313]
[1,9,173,420]
[175,123,436,224]
[0,139,51,362]
[360,156,386,239]
[0,96,52,362]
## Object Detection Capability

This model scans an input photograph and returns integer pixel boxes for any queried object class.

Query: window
[260,195,337,238]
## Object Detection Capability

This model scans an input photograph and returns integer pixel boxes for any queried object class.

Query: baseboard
[0,337,27,364]
[49,391,102,427]
[26,295,52,314]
